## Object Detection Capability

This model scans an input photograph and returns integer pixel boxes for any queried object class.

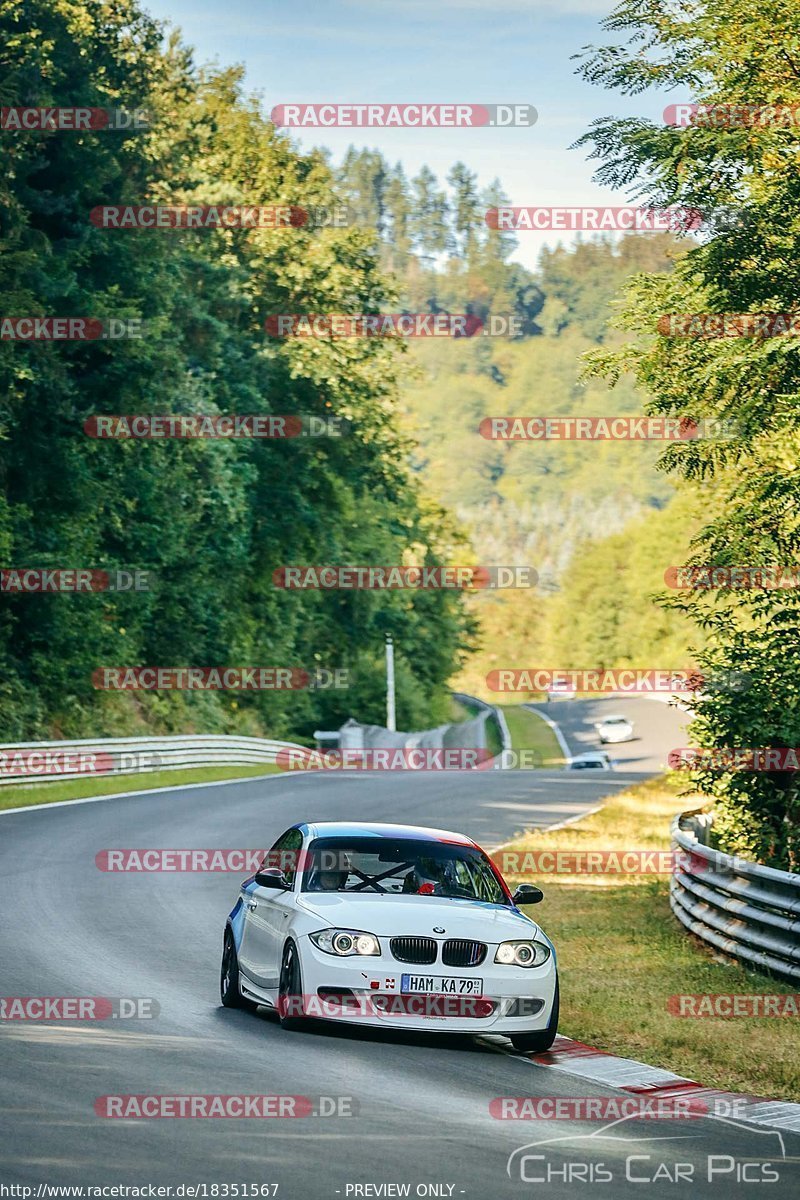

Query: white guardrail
[670,809,800,983]
[0,705,513,787]
[0,734,307,786]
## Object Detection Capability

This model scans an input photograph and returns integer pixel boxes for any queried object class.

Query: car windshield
[603,717,627,725]
[301,836,508,904]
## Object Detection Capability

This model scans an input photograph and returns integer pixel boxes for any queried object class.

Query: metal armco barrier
[670,809,800,983]
[0,734,307,786]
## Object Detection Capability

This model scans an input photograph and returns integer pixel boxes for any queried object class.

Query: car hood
[295,893,540,941]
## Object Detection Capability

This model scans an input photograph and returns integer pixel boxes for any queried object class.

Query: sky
[141,0,674,270]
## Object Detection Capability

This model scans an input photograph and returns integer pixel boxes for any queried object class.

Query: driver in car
[403,857,455,895]
[308,853,351,891]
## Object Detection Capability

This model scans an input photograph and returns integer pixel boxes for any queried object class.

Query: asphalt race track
[1,758,797,1197]
[528,695,690,773]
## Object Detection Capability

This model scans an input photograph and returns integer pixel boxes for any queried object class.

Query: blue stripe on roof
[305,822,472,843]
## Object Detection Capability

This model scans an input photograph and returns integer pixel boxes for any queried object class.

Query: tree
[0,0,474,740]
[409,165,451,262]
[575,0,800,868]
[383,162,412,271]
[447,162,481,262]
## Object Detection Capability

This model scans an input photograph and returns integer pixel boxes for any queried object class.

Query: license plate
[400,974,483,995]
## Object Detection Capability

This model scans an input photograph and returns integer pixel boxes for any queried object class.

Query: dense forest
[1,0,476,740]
[4,0,799,870]
[571,0,800,868]
[0,0,693,744]
[331,147,699,691]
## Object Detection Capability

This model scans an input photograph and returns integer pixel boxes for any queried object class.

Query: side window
[264,828,303,886]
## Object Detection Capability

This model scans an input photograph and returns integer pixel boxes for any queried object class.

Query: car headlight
[494,940,551,968]
[309,928,381,956]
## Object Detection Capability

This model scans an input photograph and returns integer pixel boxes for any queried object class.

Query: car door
[237,828,303,990]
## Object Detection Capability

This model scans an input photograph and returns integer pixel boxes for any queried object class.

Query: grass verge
[500,703,564,768]
[486,712,505,760]
[0,764,281,812]
[505,774,799,1100]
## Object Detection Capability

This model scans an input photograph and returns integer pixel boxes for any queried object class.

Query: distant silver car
[546,680,576,700]
[566,751,614,771]
[595,714,634,744]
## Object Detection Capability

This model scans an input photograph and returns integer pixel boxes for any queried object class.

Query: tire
[510,978,559,1054]
[220,927,257,1010]
[277,938,306,1030]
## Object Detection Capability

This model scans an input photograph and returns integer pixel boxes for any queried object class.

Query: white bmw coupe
[220,821,559,1052]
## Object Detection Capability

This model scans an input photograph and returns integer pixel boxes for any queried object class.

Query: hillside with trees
[573,0,800,868]
[332,148,701,688]
[0,0,474,740]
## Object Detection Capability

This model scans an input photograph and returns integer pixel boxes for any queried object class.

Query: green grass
[485,713,505,759]
[505,775,800,1101]
[0,763,282,811]
[450,693,504,760]
[449,695,478,721]
[500,703,564,767]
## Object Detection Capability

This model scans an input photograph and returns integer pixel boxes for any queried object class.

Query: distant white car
[546,680,576,700]
[221,821,559,1052]
[595,714,634,744]
[566,751,614,771]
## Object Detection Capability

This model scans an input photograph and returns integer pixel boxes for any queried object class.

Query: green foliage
[575,0,800,868]
[545,489,705,670]
[395,234,687,698]
[0,0,474,740]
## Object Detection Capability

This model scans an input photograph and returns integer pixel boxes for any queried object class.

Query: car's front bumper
[296,939,557,1033]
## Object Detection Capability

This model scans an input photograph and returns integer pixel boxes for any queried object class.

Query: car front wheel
[278,939,306,1030]
[510,978,559,1054]
[220,927,257,1010]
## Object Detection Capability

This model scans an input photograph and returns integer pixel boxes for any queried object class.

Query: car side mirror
[512,884,543,905]
[254,868,291,890]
